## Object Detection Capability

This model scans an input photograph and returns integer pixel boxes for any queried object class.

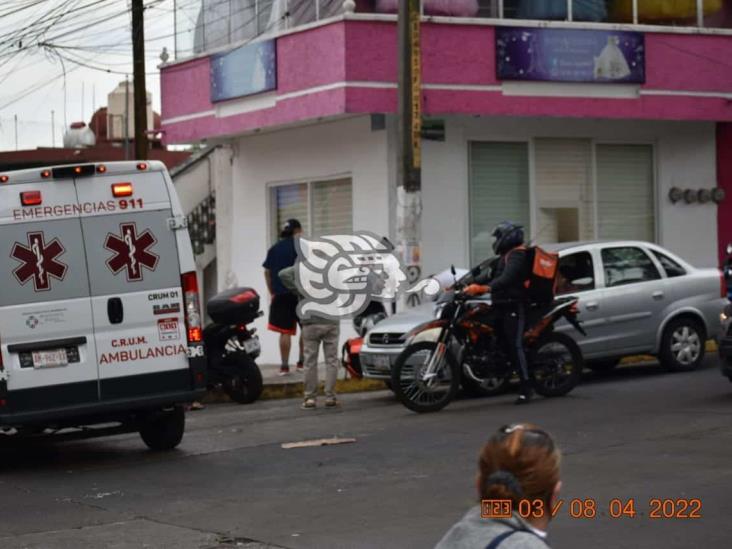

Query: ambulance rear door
[76,165,190,402]
[0,171,99,415]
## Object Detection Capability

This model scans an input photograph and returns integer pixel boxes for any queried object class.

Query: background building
[161,0,732,363]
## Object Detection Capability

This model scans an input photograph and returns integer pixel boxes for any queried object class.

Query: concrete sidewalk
[202,361,387,403]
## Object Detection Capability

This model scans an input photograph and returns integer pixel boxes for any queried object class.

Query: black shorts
[268,292,299,335]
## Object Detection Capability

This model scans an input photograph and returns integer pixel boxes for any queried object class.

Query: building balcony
[161,0,732,144]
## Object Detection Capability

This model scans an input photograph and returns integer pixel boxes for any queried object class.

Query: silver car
[360,241,724,380]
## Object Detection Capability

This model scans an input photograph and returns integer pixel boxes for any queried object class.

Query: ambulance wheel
[139,406,185,451]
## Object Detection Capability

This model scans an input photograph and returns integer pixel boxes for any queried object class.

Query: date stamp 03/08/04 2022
[481,498,703,521]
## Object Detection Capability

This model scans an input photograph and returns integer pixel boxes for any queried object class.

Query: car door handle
[652,291,664,300]
[585,301,599,311]
[107,297,124,324]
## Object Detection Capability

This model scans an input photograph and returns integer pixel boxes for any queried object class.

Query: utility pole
[124,74,130,160]
[14,114,18,150]
[131,0,148,160]
[397,0,422,306]
[51,110,55,147]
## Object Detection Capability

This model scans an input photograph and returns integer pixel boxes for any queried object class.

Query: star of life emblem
[10,232,68,292]
[105,223,159,281]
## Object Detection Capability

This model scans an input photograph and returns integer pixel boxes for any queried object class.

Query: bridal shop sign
[210,39,277,102]
[496,27,645,84]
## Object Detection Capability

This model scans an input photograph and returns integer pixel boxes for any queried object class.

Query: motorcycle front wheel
[223,352,264,404]
[530,332,583,397]
[391,341,460,413]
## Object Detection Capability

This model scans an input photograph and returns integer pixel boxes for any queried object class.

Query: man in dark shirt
[263,219,303,375]
[464,221,533,404]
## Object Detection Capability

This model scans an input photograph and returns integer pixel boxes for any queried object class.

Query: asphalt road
[1,357,731,549]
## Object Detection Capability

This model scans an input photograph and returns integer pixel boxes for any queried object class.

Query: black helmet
[491,221,525,255]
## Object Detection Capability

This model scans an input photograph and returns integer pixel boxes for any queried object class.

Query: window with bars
[269,178,353,244]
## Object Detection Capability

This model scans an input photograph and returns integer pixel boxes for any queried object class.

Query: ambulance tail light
[112,182,133,197]
[182,271,203,343]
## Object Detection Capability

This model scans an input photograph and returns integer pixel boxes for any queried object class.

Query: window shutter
[271,183,308,244]
[311,178,353,237]
[534,139,594,243]
[469,142,530,263]
[596,145,654,242]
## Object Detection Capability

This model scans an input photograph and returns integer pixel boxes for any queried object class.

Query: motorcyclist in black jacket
[463,221,534,404]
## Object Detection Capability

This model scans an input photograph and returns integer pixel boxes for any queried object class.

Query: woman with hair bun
[435,424,561,549]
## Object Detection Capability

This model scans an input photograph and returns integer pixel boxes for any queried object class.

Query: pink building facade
[161,9,732,362]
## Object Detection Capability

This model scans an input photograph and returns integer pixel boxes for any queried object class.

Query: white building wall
[420,117,718,271]
[230,116,390,365]
[222,114,716,364]
[172,146,233,314]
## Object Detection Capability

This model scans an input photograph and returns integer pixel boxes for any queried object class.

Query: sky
[0,0,189,151]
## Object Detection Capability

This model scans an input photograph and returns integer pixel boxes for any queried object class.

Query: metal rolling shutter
[469,142,530,263]
[596,144,655,242]
[311,178,353,237]
[271,183,309,243]
[534,138,594,243]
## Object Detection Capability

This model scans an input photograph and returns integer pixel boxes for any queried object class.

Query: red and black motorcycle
[204,287,264,404]
[390,269,585,413]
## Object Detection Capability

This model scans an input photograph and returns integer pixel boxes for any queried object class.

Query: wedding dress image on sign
[594,36,631,80]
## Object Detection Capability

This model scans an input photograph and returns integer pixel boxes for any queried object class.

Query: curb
[201,341,719,405]
[201,377,389,404]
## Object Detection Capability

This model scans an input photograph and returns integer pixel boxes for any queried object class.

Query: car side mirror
[571,277,593,287]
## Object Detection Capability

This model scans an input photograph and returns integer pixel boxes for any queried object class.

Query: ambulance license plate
[32,349,68,368]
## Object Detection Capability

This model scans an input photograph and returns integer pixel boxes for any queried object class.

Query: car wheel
[586,358,620,373]
[139,406,185,451]
[660,317,705,372]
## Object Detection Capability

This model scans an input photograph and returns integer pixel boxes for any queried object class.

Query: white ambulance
[0,161,206,450]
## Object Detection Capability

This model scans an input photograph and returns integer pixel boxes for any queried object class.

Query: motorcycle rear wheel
[391,341,460,413]
[530,332,583,397]
[223,352,264,404]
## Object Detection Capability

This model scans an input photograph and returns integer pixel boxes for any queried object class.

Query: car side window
[601,247,661,288]
[556,252,595,295]
[651,250,687,278]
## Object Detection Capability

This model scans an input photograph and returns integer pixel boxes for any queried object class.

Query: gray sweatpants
[302,323,340,400]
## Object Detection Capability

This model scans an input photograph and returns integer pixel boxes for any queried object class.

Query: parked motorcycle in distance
[342,301,388,379]
[204,287,264,404]
[391,267,586,413]
[718,244,732,381]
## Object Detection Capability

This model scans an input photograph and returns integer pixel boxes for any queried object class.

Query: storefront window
[468,142,530,264]
[269,178,353,244]
[468,140,656,250]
